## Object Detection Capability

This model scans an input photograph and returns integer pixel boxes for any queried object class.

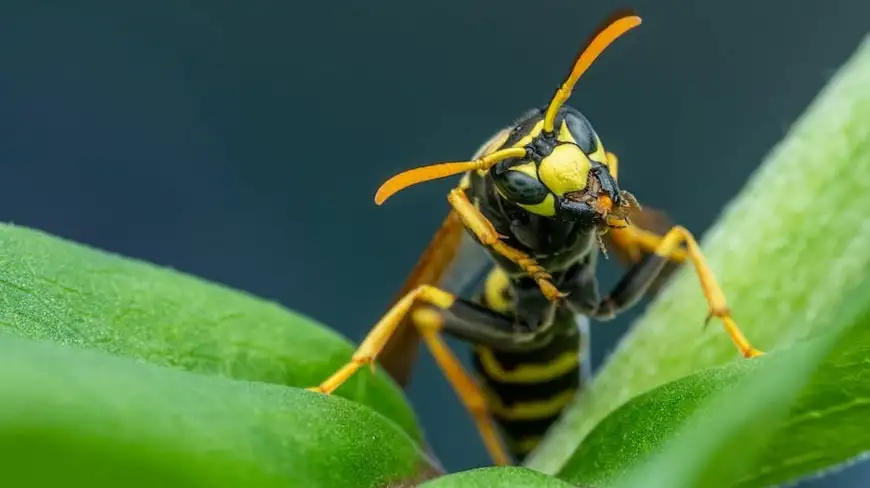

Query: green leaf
[556,275,870,488]
[419,467,578,487]
[526,34,870,474]
[0,223,421,442]
[0,331,439,488]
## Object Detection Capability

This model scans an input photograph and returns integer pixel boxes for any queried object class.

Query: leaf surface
[0,332,439,488]
[526,34,870,477]
[0,223,420,441]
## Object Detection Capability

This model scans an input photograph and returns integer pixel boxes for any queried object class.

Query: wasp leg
[447,187,565,301]
[607,225,688,263]
[411,306,511,466]
[590,225,763,358]
[307,284,538,466]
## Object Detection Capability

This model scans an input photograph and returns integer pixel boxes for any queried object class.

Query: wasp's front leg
[447,187,566,302]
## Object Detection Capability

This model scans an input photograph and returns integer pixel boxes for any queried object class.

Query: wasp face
[371,13,642,214]
[492,128,631,228]
[537,142,591,197]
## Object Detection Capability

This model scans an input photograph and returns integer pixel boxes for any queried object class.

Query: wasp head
[371,12,642,215]
[493,131,637,228]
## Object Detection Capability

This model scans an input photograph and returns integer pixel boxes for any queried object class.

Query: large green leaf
[526,34,870,474]
[0,223,420,442]
[0,331,438,488]
[557,275,870,487]
[419,467,578,487]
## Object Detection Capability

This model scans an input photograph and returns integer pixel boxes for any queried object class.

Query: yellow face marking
[482,267,512,314]
[503,119,575,152]
[607,151,619,181]
[560,116,608,167]
[497,161,557,217]
[483,388,577,421]
[509,161,536,178]
[511,119,545,149]
[558,120,576,144]
[474,116,604,218]
[475,347,580,383]
[538,144,591,196]
[588,133,608,165]
[517,193,556,217]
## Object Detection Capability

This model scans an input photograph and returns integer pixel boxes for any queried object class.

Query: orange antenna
[375,147,526,205]
[542,13,642,133]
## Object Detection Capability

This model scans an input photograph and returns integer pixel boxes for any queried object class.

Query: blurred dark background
[1,0,867,485]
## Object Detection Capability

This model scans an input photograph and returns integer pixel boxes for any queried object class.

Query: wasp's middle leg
[607,225,689,263]
[586,225,763,358]
[308,284,549,465]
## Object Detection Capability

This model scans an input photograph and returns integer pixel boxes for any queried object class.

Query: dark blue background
[1,1,868,485]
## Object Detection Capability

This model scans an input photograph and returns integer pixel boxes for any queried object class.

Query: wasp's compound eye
[494,169,549,205]
[563,111,598,154]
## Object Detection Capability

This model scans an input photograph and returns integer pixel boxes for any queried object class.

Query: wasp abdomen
[471,327,583,461]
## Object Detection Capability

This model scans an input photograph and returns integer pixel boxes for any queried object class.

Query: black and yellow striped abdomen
[471,266,589,461]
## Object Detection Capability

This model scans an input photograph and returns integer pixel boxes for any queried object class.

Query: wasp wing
[377,210,494,387]
[574,313,593,380]
[377,128,512,386]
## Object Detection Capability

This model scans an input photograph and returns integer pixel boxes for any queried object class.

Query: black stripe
[472,334,585,462]
[494,412,564,441]
[474,328,581,371]
[474,359,580,407]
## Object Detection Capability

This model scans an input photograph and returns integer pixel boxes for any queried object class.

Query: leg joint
[408,284,456,310]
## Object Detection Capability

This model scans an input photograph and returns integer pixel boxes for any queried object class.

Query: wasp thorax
[537,143,591,197]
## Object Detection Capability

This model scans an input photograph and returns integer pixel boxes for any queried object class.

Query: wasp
[309,11,763,466]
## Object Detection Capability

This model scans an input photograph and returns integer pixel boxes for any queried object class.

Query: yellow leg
[307,284,512,466]
[654,226,763,358]
[609,225,689,263]
[447,187,565,301]
[413,307,511,465]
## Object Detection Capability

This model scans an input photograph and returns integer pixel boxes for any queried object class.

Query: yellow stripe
[475,347,580,383]
[482,267,512,313]
[484,388,577,421]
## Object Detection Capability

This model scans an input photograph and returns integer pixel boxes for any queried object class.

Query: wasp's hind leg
[589,225,763,358]
[307,285,531,466]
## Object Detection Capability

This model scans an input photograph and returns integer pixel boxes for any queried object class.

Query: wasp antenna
[542,13,642,133]
[375,147,526,205]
